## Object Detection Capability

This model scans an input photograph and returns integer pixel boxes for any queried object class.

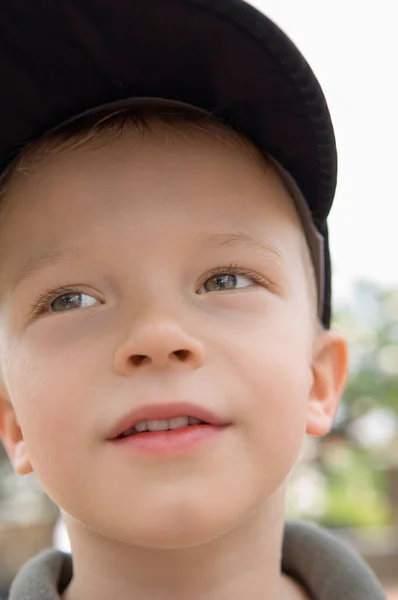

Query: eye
[198,267,265,294]
[28,285,103,321]
[50,292,100,312]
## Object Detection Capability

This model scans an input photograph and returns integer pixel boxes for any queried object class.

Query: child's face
[0,124,346,548]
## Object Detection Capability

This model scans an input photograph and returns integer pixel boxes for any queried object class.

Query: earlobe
[0,394,33,476]
[12,439,33,475]
[306,329,348,437]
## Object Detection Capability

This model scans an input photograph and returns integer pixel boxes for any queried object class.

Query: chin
[133,502,240,549]
[83,494,244,550]
[63,469,277,550]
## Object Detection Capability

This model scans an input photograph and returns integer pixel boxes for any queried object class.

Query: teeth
[135,420,148,433]
[120,415,204,437]
[147,419,169,432]
[168,416,189,430]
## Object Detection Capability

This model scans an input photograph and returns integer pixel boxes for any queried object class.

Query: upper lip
[108,401,228,439]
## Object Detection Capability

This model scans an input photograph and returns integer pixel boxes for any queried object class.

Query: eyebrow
[9,231,283,293]
[10,244,85,293]
[197,231,284,260]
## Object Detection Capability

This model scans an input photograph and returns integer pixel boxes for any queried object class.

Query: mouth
[108,402,229,456]
[108,401,228,441]
[117,415,207,438]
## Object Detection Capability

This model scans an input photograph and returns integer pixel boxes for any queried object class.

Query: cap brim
[0,0,336,326]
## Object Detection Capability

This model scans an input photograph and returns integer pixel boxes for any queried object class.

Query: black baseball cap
[0,0,336,327]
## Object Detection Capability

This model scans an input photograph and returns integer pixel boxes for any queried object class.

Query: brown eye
[50,293,99,312]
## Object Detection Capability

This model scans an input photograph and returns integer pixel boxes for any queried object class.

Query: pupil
[51,294,80,311]
[214,274,236,290]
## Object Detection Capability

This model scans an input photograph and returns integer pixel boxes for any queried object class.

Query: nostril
[130,354,149,366]
[173,349,190,360]
[128,350,191,367]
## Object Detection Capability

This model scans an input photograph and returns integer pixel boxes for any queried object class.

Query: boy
[0,1,386,599]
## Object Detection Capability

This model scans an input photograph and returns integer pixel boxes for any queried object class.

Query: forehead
[2,121,300,221]
[0,125,304,285]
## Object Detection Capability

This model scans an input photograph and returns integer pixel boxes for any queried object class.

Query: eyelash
[28,264,270,319]
[28,285,89,319]
[198,263,269,292]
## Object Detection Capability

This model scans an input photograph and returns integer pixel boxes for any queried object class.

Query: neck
[63,489,302,600]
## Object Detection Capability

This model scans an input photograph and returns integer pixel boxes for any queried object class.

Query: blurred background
[1,0,398,598]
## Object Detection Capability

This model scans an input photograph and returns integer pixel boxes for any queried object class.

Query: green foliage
[334,280,398,420]
[318,448,392,528]
[313,280,398,528]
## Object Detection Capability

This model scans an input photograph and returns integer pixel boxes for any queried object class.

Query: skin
[0,123,348,600]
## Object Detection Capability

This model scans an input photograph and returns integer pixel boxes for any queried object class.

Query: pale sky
[249,0,398,302]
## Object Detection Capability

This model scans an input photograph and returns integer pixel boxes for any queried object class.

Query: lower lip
[111,424,226,456]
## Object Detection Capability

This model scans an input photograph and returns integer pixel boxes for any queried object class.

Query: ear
[306,329,348,437]
[0,391,33,476]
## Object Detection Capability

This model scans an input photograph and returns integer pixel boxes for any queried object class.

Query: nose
[113,315,206,375]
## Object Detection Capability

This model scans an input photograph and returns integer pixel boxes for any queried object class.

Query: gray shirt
[9,520,386,599]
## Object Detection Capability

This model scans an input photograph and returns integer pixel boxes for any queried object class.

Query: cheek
[3,336,93,488]
[226,317,312,479]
